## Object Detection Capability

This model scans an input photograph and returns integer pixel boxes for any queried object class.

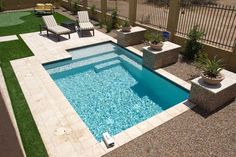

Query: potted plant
[195,53,224,85]
[121,20,131,32]
[145,32,163,51]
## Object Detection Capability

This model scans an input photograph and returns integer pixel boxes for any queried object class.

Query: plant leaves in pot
[195,53,225,85]
[121,20,131,32]
[145,32,163,51]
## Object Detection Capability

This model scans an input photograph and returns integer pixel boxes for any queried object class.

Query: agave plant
[121,20,130,28]
[195,53,224,78]
[150,33,162,45]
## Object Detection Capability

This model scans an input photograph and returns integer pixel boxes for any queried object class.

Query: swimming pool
[44,42,189,141]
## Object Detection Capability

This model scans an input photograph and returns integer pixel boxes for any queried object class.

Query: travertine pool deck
[0,35,18,42]
[12,30,193,157]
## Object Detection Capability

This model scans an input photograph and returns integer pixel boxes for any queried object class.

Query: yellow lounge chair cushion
[44,3,53,10]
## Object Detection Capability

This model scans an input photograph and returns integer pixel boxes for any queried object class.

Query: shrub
[106,20,113,33]
[90,4,96,15]
[111,8,118,29]
[98,19,104,29]
[71,0,80,15]
[183,25,204,60]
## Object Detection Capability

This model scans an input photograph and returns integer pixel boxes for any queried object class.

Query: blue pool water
[44,42,189,141]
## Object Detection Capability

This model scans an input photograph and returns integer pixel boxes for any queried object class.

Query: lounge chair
[42,15,71,41]
[77,11,94,36]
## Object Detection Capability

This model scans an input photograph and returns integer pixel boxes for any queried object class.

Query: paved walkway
[0,35,18,42]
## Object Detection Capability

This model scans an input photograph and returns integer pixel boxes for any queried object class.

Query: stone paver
[0,35,18,42]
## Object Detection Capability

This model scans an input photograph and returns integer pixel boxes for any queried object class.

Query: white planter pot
[201,72,225,85]
[150,42,163,51]
[121,26,131,32]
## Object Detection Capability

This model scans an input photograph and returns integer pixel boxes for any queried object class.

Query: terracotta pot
[150,42,163,51]
[121,26,131,32]
[201,72,224,85]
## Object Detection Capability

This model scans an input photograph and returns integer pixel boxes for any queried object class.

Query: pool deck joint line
[11,30,194,157]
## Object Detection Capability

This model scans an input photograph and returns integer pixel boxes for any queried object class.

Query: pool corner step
[94,60,121,73]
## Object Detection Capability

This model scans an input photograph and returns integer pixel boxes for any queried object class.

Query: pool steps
[94,60,121,73]
[47,53,119,74]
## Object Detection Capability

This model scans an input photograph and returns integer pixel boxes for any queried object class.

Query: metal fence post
[167,0,181,41]
[101,0,107,22]
[129,0,137,25]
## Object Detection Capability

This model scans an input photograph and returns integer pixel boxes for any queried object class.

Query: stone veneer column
[227,44,236,72]
[189,70,236,112]
[129,0,137,25]
[101,0,107,22]
[167,0,181,41]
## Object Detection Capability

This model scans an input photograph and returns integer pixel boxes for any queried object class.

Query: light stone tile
[156,111,173,122]
[183,82,191,90]
[155,68,190,90]
[125,126,142,139]
[55,142,78,157]
[165,107,182,117]
[174,102,191,113]
[0,35,18,42]
[136,120,155,133]
[113,131,132,146]
[147,115,165,127]
[100,141,120,153]
[80,138,97,149]
[126,46,143,57]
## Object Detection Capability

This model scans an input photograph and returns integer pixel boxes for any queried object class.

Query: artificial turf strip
[0,12,73,156]
[0,39,48,157]
[0,11,73,36]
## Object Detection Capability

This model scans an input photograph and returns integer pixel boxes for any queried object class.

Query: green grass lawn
[0,11,72,36]
[0,11,73,157]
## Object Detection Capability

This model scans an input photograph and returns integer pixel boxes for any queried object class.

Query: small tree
[183,25,204,60]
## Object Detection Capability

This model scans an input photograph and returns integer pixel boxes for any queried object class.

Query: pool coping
[11,31,194,157]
